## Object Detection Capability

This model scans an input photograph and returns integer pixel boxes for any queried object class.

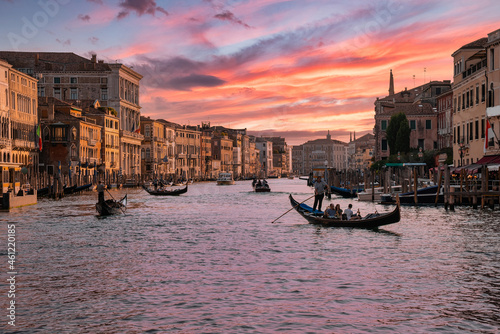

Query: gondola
[73,183,93,193]
[330,186,363,198]
[289,194,400,229]
[96,195,127,216]
[142,184,188,196]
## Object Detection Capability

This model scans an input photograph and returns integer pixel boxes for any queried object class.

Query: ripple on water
[2,179,499,333]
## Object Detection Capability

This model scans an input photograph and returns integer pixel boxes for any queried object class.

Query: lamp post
[458,141,465,167]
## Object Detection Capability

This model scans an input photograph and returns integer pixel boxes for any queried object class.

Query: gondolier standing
[312,176,328,212]
[97,181,105,204]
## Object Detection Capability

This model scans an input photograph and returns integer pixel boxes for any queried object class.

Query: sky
[1,0,500,145]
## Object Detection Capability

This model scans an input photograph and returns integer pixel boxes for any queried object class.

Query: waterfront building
[298,132,348,173]
[38,97,102,186]
[199,122,214,179]
[0,51,144,181]
[140,116,174,180]
[83,101,120,184]
[451,37,489,166]
[5,63,38,193]
[0,59,14,194]
[175,125,201,180]
[292,145,304,175]
[436,90,453,150]
[261,136,292,177]
[484,29,500,157]
[348,133,375,170]
[212,131,234,175]
[374,70,451,161]
[248,137,260,177]
[255,137,273,178]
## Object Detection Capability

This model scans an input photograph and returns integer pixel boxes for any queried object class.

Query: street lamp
[458,141,465,167]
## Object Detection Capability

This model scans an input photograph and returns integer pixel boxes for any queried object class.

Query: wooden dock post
[444,164,450,210]
[413,167,418,205]
[449,186,455,211]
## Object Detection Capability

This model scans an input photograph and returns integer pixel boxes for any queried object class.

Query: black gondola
[330,186,363,198]
[142,184,188,196]
[96,195,127,216]
[289,194,400,229]
[252,179,271,192]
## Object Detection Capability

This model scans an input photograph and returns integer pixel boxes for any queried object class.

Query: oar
[271,193,316,223]
[106,188,126,213]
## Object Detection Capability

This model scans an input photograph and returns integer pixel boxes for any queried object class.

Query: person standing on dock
[97,181,105,204]
[312,176,328,212]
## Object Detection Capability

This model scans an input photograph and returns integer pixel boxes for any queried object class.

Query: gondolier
[97,181,105,204]
[312,176,328,212]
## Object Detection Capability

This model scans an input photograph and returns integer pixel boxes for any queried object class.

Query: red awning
[476,155,500,165]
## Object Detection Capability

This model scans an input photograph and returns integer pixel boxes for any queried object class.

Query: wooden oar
[271,193,316,223]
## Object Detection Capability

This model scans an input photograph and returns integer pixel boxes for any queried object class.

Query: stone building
[348,132,375,170]
[255,137,273,177]
[175,125,201,180]
[140,116,176,180]
[296,132,348,174]
[436,90,453,150]
[374,70,451,161]
[0,51,144,180]
[38,97,102,186]
[83,101,120,184]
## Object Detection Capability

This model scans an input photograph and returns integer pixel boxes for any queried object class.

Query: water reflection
[0,178,499,333]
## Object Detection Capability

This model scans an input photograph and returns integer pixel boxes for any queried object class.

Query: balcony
[88,139,97,146]
[462,59,487,79]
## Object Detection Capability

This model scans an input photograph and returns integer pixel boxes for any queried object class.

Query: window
[381,139,387,151]
[54,88,61,99]
[481,119,485,138]
[54,77,61,84]
[458,96,461,111]
[381,120,387,131]
[490,49,495,70]
[410,120,416,130]
[475,120,479,140]
[475,86,479,104]
[426,120,431,129]
[418,139,424,149]
[482,84,486,102]
[101,88,108,100]
[462,93,465,109]
[38,86,45,97]
[469,122,473,141]
[70,88,78,100]
[70,77,77,84]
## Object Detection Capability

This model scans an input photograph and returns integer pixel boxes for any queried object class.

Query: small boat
[252,179,270,192]
[73,183,93,194]
[330,186,363,198]
[142,184,188,196]
[216,172,235,185]
[37,186,49,197]
[393,185,444,205]
[96,194,127,216]
[289,194,400,229]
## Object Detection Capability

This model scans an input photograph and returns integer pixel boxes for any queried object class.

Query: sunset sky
[1,0,500,145]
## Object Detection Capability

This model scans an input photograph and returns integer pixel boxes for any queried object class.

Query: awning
[488,164,500,171]
[486,105,500,117]
[476,154,500,164]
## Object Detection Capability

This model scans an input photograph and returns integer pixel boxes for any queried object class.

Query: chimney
[91,54,97,63]
[48,99,55,121]
[35,53,39,66]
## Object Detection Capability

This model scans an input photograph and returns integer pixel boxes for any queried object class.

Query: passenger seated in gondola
[334,204,343,219]
[344,203,354,220]
[323,204,336,218]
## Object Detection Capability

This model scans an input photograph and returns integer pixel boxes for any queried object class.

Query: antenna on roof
[424,67,426,84]
[413,75,415,87]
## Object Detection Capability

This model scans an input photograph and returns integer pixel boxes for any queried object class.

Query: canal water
[1,178,499,333]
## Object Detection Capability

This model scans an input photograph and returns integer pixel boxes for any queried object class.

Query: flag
[36,124,42,151]
[135,120,140,133]
[484,119,495,153]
